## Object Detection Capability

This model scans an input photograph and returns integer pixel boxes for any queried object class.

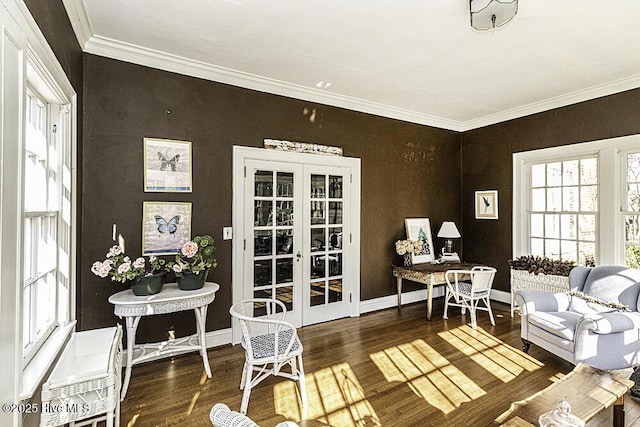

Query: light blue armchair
[515,265,640,370]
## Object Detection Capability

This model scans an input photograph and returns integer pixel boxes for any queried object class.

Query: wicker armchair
[443,266,497,329]
[229,299,307,415]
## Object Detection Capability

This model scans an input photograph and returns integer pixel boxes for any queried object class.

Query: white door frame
[232,146,361,344]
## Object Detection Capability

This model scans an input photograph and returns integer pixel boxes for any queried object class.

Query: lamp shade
[437,222,461,239]
[470,0,518,30]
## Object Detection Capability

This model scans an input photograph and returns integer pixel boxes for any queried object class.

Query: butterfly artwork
[158,152,180,171]
[154,215,180,237]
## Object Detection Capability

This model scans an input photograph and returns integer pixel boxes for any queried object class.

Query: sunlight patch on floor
[126,413,139,426]
[438,326,543,382]
[186,391,200,415]
[274,362,380,426]
[370,339,485,414]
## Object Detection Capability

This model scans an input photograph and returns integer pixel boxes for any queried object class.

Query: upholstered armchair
[516,265,640,370]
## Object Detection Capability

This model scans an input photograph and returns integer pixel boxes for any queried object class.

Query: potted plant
[91,245,169,295]
[395,239,423,266]
[507,255,576,316]
[170,234,217,290]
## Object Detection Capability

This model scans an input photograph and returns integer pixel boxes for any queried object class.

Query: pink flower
[118,262,131,274]
[172,263,183,273]
[133,257,145,269]
[181,241,198,258]
[91,261,103,275]
[98,266,110,278]
[107,245,122,258]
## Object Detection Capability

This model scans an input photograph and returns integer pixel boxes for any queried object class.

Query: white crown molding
[61,0,92,49]
[58,2,640,132]
[459,73,640,131]
[83,35,465,131]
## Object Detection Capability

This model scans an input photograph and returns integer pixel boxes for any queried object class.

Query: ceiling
[62,0,640,131]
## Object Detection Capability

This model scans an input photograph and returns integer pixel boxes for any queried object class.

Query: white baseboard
[360,287,446,314]
[360,288,511,314]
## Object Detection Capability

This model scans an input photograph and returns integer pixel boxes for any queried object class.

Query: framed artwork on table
[475,190,498,219]
[142,201,192,255]
[144,138,192,192]
[405,218,435,264]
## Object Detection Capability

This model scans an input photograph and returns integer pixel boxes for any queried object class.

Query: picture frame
[142,201,192,255]
[475,190,498,219]
[144,138,192,192]
[405,218,435,264]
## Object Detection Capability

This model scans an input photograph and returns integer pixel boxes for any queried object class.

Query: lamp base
[444,239,455,254]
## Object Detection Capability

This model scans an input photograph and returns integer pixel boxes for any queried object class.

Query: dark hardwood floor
[119,300,640,426]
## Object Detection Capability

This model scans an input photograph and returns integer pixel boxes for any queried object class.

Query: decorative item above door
[264,138,342,156]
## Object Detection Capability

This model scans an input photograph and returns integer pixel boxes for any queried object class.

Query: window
[514,136,640,267]
[625,151,640,268]
[528,157,597,265]
[22,58,73,365]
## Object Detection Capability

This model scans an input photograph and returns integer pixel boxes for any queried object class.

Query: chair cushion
[249,329,300,359]
[527,311,583,341]
[457,281,489,297]
[582,266,640,310]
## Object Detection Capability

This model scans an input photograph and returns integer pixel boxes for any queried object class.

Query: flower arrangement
[91,245,168,283]
[508,255,576,277]
[169,234,217,277]
[395,239,423,256]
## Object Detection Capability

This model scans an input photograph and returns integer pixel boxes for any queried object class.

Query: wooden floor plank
[118,301,640,426]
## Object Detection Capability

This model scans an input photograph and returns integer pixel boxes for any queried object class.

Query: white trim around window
[513,134,640,266]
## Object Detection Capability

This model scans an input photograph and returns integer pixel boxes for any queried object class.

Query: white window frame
[513,134,640,265]
[0,0,77,409]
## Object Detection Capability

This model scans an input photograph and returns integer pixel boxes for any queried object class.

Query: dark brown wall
[81,54,461,341]
[462,88,640,292]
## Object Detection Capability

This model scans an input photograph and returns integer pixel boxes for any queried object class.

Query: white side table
[108,282,220,400]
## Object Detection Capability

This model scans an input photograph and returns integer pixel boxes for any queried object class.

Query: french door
[233,147,360,333]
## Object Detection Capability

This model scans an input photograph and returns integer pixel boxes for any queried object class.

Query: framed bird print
[142,201,192,255]
[144,137,192,192]
[475,190,498,219]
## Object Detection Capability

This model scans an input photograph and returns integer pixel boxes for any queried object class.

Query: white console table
[108,282,220,400]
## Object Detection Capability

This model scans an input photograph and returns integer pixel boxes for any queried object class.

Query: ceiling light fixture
[470,0,518,30]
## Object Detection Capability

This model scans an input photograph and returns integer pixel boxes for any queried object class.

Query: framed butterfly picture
[144,137,192,192]
[475,190,498,219]
[142,201,192,255]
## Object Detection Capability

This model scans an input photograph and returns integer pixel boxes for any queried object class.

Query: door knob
[296,252,302,262]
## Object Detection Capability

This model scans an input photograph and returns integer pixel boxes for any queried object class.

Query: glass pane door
[304,167,350,324]
[246,161,303,326]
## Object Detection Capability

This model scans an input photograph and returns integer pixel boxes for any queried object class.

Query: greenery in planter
[91,245,169,283]
[169,234,217,277]
[508,255,576,277]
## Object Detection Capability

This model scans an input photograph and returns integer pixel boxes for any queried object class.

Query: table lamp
[437,221,461,254]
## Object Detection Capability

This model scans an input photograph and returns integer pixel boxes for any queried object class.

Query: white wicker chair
[209,403,299,427]
[229,299,307,415]
[443,266,497,329]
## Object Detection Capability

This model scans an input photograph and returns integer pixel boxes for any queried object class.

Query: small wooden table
[108,282,219,400]
[495,363,634,426]
[393,261,480,320]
